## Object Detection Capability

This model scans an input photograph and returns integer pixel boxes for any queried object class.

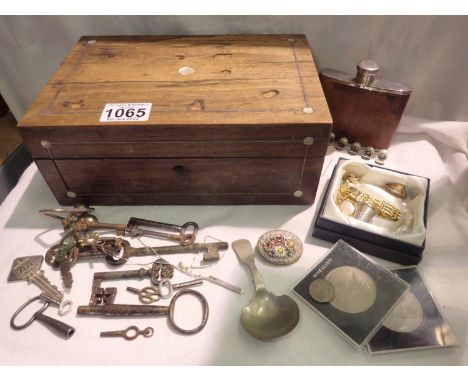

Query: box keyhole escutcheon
[173,165,190,179]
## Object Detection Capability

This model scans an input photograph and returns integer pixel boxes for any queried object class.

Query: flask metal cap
[357,60,380,73]
[355,60,380,86]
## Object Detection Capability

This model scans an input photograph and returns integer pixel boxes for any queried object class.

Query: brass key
[8,256,63,304]
[126,286,160,304]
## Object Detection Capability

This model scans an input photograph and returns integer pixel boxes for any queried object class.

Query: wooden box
[18,35,332,205]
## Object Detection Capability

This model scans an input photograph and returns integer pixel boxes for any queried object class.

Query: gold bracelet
[337,174,403,221]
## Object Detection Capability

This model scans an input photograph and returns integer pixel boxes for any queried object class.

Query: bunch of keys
[45,236,227,288]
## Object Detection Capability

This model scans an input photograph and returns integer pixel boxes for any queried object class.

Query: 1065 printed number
[100,103,152,122]
[104,107,147,119]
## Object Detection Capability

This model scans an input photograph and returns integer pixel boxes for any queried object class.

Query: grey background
[0,15,467,122]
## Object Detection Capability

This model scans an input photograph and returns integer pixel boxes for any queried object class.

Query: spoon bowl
[241,288,299,341]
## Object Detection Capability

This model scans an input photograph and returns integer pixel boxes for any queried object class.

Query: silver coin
[383,291,424,333]
[325,266,377,314]
[309,279,335,303]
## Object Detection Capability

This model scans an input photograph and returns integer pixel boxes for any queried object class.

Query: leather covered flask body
[319,60,412,149]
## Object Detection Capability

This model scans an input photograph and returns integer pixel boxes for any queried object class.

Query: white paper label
[100,103,152,122]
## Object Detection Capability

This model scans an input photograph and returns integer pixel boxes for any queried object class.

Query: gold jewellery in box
[336,174,403,222]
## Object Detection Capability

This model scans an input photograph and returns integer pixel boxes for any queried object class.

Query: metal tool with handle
[10,294,75,339]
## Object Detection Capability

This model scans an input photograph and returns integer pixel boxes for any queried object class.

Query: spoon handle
[232,239,265,291]
[246,260,265,291]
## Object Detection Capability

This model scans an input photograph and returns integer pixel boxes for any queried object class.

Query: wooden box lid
[18,35,331,130]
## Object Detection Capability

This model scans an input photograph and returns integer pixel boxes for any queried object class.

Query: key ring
[179,222,199,246]
[102,239,130,265]
[168,289,209,334]
[58,300,73,316]
[11,295,49,330]
[158,278,174,299]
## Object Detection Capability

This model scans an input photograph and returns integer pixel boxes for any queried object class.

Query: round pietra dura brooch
[255,230,303,265]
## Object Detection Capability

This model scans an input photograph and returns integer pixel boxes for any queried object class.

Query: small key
[126,286,160,304]
[100,325,154,340]
[8,256,63,304]
[157,278,203,299]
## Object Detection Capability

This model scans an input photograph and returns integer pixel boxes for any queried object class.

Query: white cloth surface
[0,116,467,365]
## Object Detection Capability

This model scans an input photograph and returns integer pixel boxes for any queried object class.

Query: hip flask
[320,60,412,149]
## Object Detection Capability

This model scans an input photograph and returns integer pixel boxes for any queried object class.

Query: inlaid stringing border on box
[45,38,313,116]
